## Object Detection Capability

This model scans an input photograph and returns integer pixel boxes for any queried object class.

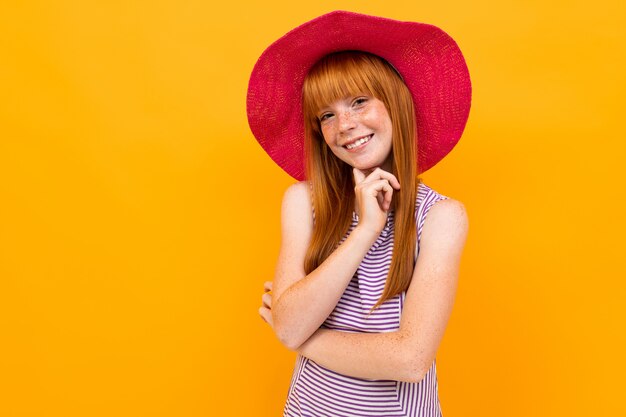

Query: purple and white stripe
[284,182,449,417]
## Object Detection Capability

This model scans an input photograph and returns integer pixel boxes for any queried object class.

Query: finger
[374,181,393,211]
[376,191,384,209]
[374,169,400,189]
[259,306,273,326]
[263,281,273,292]
[365,168,401,189]
[353,167,366,185]
[262,292,272,309]
[365,179,393,211]
[383,183,394,211]
[367,180,393,211]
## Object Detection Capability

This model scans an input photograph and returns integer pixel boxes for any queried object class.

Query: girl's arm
[270,181,380,351]
[296,198,468,383]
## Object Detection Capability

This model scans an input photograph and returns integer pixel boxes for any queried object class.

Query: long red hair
[302,51,420,311]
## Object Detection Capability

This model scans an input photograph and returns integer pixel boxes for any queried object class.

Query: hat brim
[247,10,472,180]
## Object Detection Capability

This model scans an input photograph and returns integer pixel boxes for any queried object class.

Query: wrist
[351,224,381,245]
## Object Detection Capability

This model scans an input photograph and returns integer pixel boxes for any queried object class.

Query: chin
[354,166,378,175]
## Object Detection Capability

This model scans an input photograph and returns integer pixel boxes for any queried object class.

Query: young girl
[248,11,471,417]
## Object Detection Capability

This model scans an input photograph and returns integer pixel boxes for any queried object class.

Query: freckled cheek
[361,109,381,123]
[321,125,337,145]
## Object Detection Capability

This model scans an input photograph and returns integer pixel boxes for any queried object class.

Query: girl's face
[317,95,393,174]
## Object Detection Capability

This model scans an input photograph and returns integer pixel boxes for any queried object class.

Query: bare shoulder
[280,180,313,238]
[421,197,468,253]
[282,181,312,219]
[283,180,311,203]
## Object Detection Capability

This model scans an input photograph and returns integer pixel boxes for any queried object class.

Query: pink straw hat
[246,10,472,180]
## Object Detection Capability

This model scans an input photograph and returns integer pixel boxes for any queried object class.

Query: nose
[337,110,357,133]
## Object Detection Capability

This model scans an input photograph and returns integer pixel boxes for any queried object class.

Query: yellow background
[1,1,625,416]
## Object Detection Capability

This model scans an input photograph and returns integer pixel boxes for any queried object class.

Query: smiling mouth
[344,134,373,150]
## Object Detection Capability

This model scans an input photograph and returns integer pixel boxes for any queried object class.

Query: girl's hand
[258,280,274,330]
[353,167,401,236]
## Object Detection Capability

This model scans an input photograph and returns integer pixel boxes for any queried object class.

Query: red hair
[302,51,420,311]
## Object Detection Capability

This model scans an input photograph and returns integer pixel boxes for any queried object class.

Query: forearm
[297,328,424,383]
[273,226,378,350]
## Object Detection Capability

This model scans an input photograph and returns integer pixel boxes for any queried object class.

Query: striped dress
[283,181,449,417]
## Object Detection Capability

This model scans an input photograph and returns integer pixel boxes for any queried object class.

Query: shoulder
[421,198,469,253]
[282,180,311,211]
[280,181,313,232]
[427,198,468,228]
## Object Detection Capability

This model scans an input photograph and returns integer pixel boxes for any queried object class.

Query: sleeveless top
[283,182,449,417]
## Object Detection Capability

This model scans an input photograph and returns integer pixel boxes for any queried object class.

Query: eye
[318,112,333,122]
[352,97,369,107]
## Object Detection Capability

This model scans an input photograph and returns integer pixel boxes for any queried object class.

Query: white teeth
[345,135,372,150]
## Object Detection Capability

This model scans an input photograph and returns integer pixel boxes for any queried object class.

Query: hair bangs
[302,52,384,127]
